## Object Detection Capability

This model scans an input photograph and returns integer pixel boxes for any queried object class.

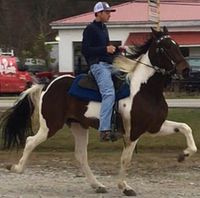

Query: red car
[0,55,32,93]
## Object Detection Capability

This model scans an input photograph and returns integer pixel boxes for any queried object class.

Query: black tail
[0,95,34,149]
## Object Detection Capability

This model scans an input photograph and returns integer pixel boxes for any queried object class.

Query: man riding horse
[81,2,118,142]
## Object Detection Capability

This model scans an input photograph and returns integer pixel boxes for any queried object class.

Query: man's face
[97,11,112,22]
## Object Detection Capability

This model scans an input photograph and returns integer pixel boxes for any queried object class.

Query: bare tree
[0,0,129,56]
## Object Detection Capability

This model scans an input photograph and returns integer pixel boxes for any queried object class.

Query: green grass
[164,91,200,99]
[35,108,200,153]
[138,108,200,151]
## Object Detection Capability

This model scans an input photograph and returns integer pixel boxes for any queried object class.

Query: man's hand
[107,45,116,54]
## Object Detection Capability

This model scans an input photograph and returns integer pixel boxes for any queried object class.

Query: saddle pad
[68,74,130,102]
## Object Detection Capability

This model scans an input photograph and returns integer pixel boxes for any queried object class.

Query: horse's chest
[129,94,168,140]
[134,91,166,112]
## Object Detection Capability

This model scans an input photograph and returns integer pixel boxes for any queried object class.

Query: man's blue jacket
[81,20,113,65]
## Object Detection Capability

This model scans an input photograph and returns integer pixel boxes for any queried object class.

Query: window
[73,41,122,75]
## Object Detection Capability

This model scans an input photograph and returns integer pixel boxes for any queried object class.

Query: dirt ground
[0,150,200,198]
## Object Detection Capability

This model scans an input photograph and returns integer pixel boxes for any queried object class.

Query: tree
[0,0,129,56]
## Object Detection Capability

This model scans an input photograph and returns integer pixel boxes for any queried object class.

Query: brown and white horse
[0,27,197,196]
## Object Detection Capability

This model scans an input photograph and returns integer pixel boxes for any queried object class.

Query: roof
[125,32,200,46]
[51,2,200,27]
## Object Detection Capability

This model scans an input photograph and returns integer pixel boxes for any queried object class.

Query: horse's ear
[163,26,169,34]
[151,27,158,38]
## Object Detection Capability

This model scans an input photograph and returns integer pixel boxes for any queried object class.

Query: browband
[156,35,171,44]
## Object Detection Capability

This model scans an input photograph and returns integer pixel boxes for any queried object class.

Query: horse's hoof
[178,153,189,162]
[123,189,137,196]
[178,153,185,162]
[5,164,12,170]
[95,186,108,193]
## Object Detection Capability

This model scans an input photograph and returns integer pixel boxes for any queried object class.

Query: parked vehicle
[181,57,200,92]
[186,57,200,72]
[0,52,32,93]
[24,58,53,83]
[24,58,49,74]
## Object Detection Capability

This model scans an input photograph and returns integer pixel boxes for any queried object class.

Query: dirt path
[0,151,200,198]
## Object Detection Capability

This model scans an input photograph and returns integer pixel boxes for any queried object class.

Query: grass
[34,108,200,153]
[164,91,200,99]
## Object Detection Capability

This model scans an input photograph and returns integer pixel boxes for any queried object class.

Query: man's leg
[90,62,115,140]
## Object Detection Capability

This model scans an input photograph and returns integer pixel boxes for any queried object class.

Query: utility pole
[148,0,160,30]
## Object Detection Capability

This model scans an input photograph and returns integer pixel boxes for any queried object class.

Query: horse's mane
[127,36,153,59]
[113,35,154,74]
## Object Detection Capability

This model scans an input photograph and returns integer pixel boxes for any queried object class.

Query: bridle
[154,35,177,75]
[123,35,183,76]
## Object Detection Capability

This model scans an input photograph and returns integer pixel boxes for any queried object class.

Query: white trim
[51,20,200,30]
[45,41,58,45]
[180,44,200,47]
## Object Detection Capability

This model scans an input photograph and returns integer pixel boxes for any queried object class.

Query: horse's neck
[128,51,165,97]
[128,52,153,94]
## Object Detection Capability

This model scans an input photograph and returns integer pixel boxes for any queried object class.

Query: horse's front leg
[70,123,107,193]
[118,138,138,196]
[152,120,197,162]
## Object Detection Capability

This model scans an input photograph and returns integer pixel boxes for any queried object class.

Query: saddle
[68,72,130,102]
[77,71,126,91]
[68,72,129,141]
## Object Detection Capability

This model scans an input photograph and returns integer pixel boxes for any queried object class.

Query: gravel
[0,151,200,198]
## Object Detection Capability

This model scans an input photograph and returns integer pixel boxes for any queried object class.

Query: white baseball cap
[93,2,116,13]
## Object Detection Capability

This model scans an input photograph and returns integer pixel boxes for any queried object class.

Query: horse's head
[149,26,189,78]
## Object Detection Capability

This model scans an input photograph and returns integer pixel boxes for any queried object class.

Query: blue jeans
[90,62,115,132]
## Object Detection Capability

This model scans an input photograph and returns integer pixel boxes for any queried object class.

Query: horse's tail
[0,84,44,149]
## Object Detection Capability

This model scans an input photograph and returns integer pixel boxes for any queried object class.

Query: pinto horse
[0,27,197,196]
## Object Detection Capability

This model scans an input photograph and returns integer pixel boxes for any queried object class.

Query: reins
[123,51,174,75]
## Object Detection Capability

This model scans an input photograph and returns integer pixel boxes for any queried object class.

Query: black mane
[127,36,153,59]
[127,31,166,59]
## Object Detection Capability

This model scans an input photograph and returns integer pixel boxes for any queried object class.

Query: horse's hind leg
[7,126,49,173]
[70,123,107,193]
[152,120,197,162]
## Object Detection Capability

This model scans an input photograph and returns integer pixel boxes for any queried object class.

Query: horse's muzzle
[176,59,190,79]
